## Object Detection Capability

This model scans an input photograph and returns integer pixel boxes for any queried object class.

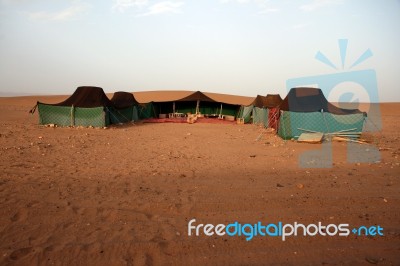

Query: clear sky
[0,0,399,102]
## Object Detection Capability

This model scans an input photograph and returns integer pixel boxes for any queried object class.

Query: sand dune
[0,96,399,265]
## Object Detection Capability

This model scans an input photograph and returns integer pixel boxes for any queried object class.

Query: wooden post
[70,105,75,127]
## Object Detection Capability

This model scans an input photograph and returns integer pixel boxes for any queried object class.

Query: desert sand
[0,95,399,265]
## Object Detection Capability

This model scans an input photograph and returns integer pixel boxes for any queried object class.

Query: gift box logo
[286,39,381,168]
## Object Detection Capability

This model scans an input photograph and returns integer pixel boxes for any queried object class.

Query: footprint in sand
[9,247,33,261]
[132,252,154,266]
[10,209,28,222]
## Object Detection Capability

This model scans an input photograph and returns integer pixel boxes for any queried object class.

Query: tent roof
[111,91,139,109]
[40,86,114,108]
[279,87,364,115]
[133,90,254,105]
[133,91,193,103]
[250,94,283,108]
[203,92,254,105]
[265,94,283,108]
[176,91,216,102]
[251,95,267,108]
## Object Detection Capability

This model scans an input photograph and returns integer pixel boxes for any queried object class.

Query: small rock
[277,183,284,188]
[296,183,304,189]
[383,198,388,203]
[249,155,256,158]
[365,257,379,264]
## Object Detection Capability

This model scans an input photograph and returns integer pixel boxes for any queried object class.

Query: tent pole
[321,109,331,133]
[70,105,75,127]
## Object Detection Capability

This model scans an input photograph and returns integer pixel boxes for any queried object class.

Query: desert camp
[34,86,368,144]
[134,90,252,121]
[1,1,399,264]
[1,89,398,265]
[35,87,141,127]
[1,83,398,266]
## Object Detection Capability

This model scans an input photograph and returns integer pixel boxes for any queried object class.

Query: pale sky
[0,0,399,102]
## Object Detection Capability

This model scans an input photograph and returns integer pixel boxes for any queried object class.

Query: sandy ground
[0,96,399,265]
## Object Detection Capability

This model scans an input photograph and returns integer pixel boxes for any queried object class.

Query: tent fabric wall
[148,91,242,118]
[277,88,366,139]
[109,107,135,124]
[74,107,109,127]
[38,104,110,127]
[252,107,269,127]
[238,105,253,123]
[138,103,156,119]
[278,111,365,139]
[175,102,196,115]
[152,101,240,117]
[132,106,139,121]
[198,102,239,117]
[110,91,139,124]
[37,86,114,127]
[38,104,73,126]
[239,94,282,127]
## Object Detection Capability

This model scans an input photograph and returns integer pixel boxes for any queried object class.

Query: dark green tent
[239,94,283,126]
[278,87,366,139]
[149,91,241,118]
[110,91,139,123]
[37,86,113,127]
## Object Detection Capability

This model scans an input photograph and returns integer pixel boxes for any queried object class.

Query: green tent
[149,91,242,118]
[110,91,139,123]
[238,105,253,123]
[37,86,113,127]
[137,102,156,119]
[278,87,366,139]
[238,94,283,127]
